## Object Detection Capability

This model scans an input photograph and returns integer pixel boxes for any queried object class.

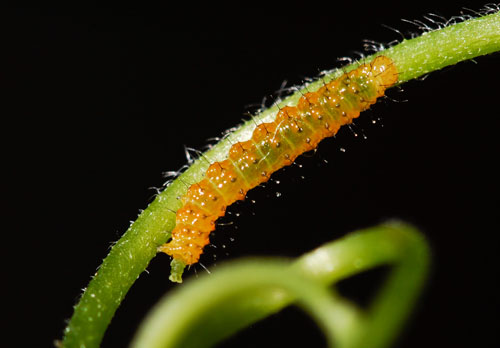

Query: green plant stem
[131,222,429,348]
[62,11,500,348]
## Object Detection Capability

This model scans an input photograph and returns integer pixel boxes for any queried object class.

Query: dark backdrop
[1,2,499,348]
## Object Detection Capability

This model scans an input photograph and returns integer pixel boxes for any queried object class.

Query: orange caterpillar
[159,56,398,282]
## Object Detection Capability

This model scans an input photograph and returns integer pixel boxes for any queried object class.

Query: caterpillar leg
[169,258,186,283]
[158,239,204,283]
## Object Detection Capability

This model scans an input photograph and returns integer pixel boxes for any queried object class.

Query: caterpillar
[158,55,398,282]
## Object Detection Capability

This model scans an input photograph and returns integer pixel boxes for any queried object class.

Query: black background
[1,2,499,348]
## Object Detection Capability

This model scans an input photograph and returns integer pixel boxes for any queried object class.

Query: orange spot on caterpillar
[159,55,398,280]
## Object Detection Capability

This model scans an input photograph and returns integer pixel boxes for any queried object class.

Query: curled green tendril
[131,222,430,348]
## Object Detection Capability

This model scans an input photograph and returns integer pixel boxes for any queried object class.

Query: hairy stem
[62,10,500,348]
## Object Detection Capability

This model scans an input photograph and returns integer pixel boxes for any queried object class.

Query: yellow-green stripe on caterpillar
[159,55,398,283]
